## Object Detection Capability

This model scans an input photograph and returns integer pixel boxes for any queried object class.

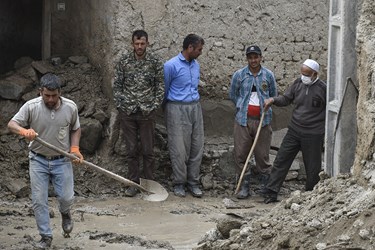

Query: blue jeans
[29,152,74,237]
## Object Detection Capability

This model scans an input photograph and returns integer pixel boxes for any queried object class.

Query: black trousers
[266,128,324,193]
[119,110,156,183]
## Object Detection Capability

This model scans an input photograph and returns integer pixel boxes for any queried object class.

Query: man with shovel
[229,45,277,199]
[8,73,83,249]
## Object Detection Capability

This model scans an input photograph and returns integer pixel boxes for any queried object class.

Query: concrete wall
[50,0,329,100]
[50,0,114,97]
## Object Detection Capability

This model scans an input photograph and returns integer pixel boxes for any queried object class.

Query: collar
[178,52,194,63]
[247,66,263,76]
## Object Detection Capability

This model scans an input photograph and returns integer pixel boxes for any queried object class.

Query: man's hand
[70,146,84,164]
[263,98,274,111]
[19,128,37,141]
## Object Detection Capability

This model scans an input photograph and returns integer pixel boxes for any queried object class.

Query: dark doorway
[0,0,43,75]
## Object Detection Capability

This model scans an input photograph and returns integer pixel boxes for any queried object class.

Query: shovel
[34,136,169,202]
[235,111,265,194]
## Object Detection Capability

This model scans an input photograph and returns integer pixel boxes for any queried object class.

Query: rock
[353,218,364,228]
[285,170,299,181]
[14,57,33,69]
[4,178,29,198]
[239,227,252,238]
[31,61,54,75]
[307,218,322,229]
[277,236,290,248]
[51,57,62,66]
[198,228,223,244]
[93,109,108,124]
[0,74,35,100]
[201,173,214,190]
[216,217,243,239]
[315,242,327,250]
[80,118,103,154]
[359,229,370,240]
[337,234,350,242]
[17,65,38,82]
[229,229,240,238]
[291,203,301,212]
[229,243,240,249]
[69,56,88,64]
[0,100,22,131]
[260,230,274,240]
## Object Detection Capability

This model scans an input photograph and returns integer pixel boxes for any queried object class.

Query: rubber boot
[236,174,250,199]
[257,173,270,196]
[61,211,73,234]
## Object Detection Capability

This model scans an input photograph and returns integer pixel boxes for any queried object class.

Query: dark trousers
[119,110,156,183]
[266,128,324,193]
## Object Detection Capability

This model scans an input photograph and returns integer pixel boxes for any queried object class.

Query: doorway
[0,0,43,75]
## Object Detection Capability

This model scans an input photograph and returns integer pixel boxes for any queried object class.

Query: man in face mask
[262,59,326,203]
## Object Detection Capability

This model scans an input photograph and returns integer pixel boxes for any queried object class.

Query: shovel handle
[235,111,265,194]
[34,137,151,193]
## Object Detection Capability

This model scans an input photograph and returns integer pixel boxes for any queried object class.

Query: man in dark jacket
[262,59,326,203]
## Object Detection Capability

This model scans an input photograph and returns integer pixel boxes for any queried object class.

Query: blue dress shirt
[163,53,200,102]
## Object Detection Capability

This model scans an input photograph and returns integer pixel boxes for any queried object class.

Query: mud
[0,194,276,249]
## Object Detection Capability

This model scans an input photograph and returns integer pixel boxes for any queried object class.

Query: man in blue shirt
[229,45,278,199]
[163,34,205,198]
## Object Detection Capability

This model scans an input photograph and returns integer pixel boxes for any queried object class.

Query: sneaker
[61,211,73,234]
[173,184,186,197]
[125,186,139,197]
[35,236,52,249]
[188,185,203,198]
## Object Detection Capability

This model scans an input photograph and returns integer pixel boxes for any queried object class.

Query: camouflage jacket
[113,51,164,115]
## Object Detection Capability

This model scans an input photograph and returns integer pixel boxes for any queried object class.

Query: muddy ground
[1,59,375,250]
[0,192,277,249]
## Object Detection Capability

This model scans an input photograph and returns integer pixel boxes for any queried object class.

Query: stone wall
[50,0,329,100]
[354,0,375,179]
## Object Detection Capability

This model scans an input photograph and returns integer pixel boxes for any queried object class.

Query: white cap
[303,59,319,72]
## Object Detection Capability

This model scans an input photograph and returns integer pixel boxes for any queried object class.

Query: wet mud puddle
[1,194,227,249]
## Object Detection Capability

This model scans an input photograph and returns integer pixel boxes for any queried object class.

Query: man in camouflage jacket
[113,30,164,197]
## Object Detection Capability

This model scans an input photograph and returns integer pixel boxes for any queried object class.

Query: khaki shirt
[12,96,80,156]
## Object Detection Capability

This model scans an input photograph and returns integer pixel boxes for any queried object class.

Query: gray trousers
[233,119,272,176]
[266,127,324,193]
[165,101,204,187]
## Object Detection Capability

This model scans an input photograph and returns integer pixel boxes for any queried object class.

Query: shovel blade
[140,178,169,202]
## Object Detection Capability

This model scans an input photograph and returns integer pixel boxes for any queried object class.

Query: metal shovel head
[140,178,169,202]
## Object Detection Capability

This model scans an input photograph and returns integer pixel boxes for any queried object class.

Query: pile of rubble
[196,172,375,250]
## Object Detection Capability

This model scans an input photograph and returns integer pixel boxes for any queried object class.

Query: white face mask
[301,75,313,85]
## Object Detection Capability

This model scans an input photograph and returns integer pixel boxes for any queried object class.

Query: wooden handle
[235,112,265,194]
[34,137,151,193]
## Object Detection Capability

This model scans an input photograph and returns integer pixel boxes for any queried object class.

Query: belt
[31,150,65,160]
